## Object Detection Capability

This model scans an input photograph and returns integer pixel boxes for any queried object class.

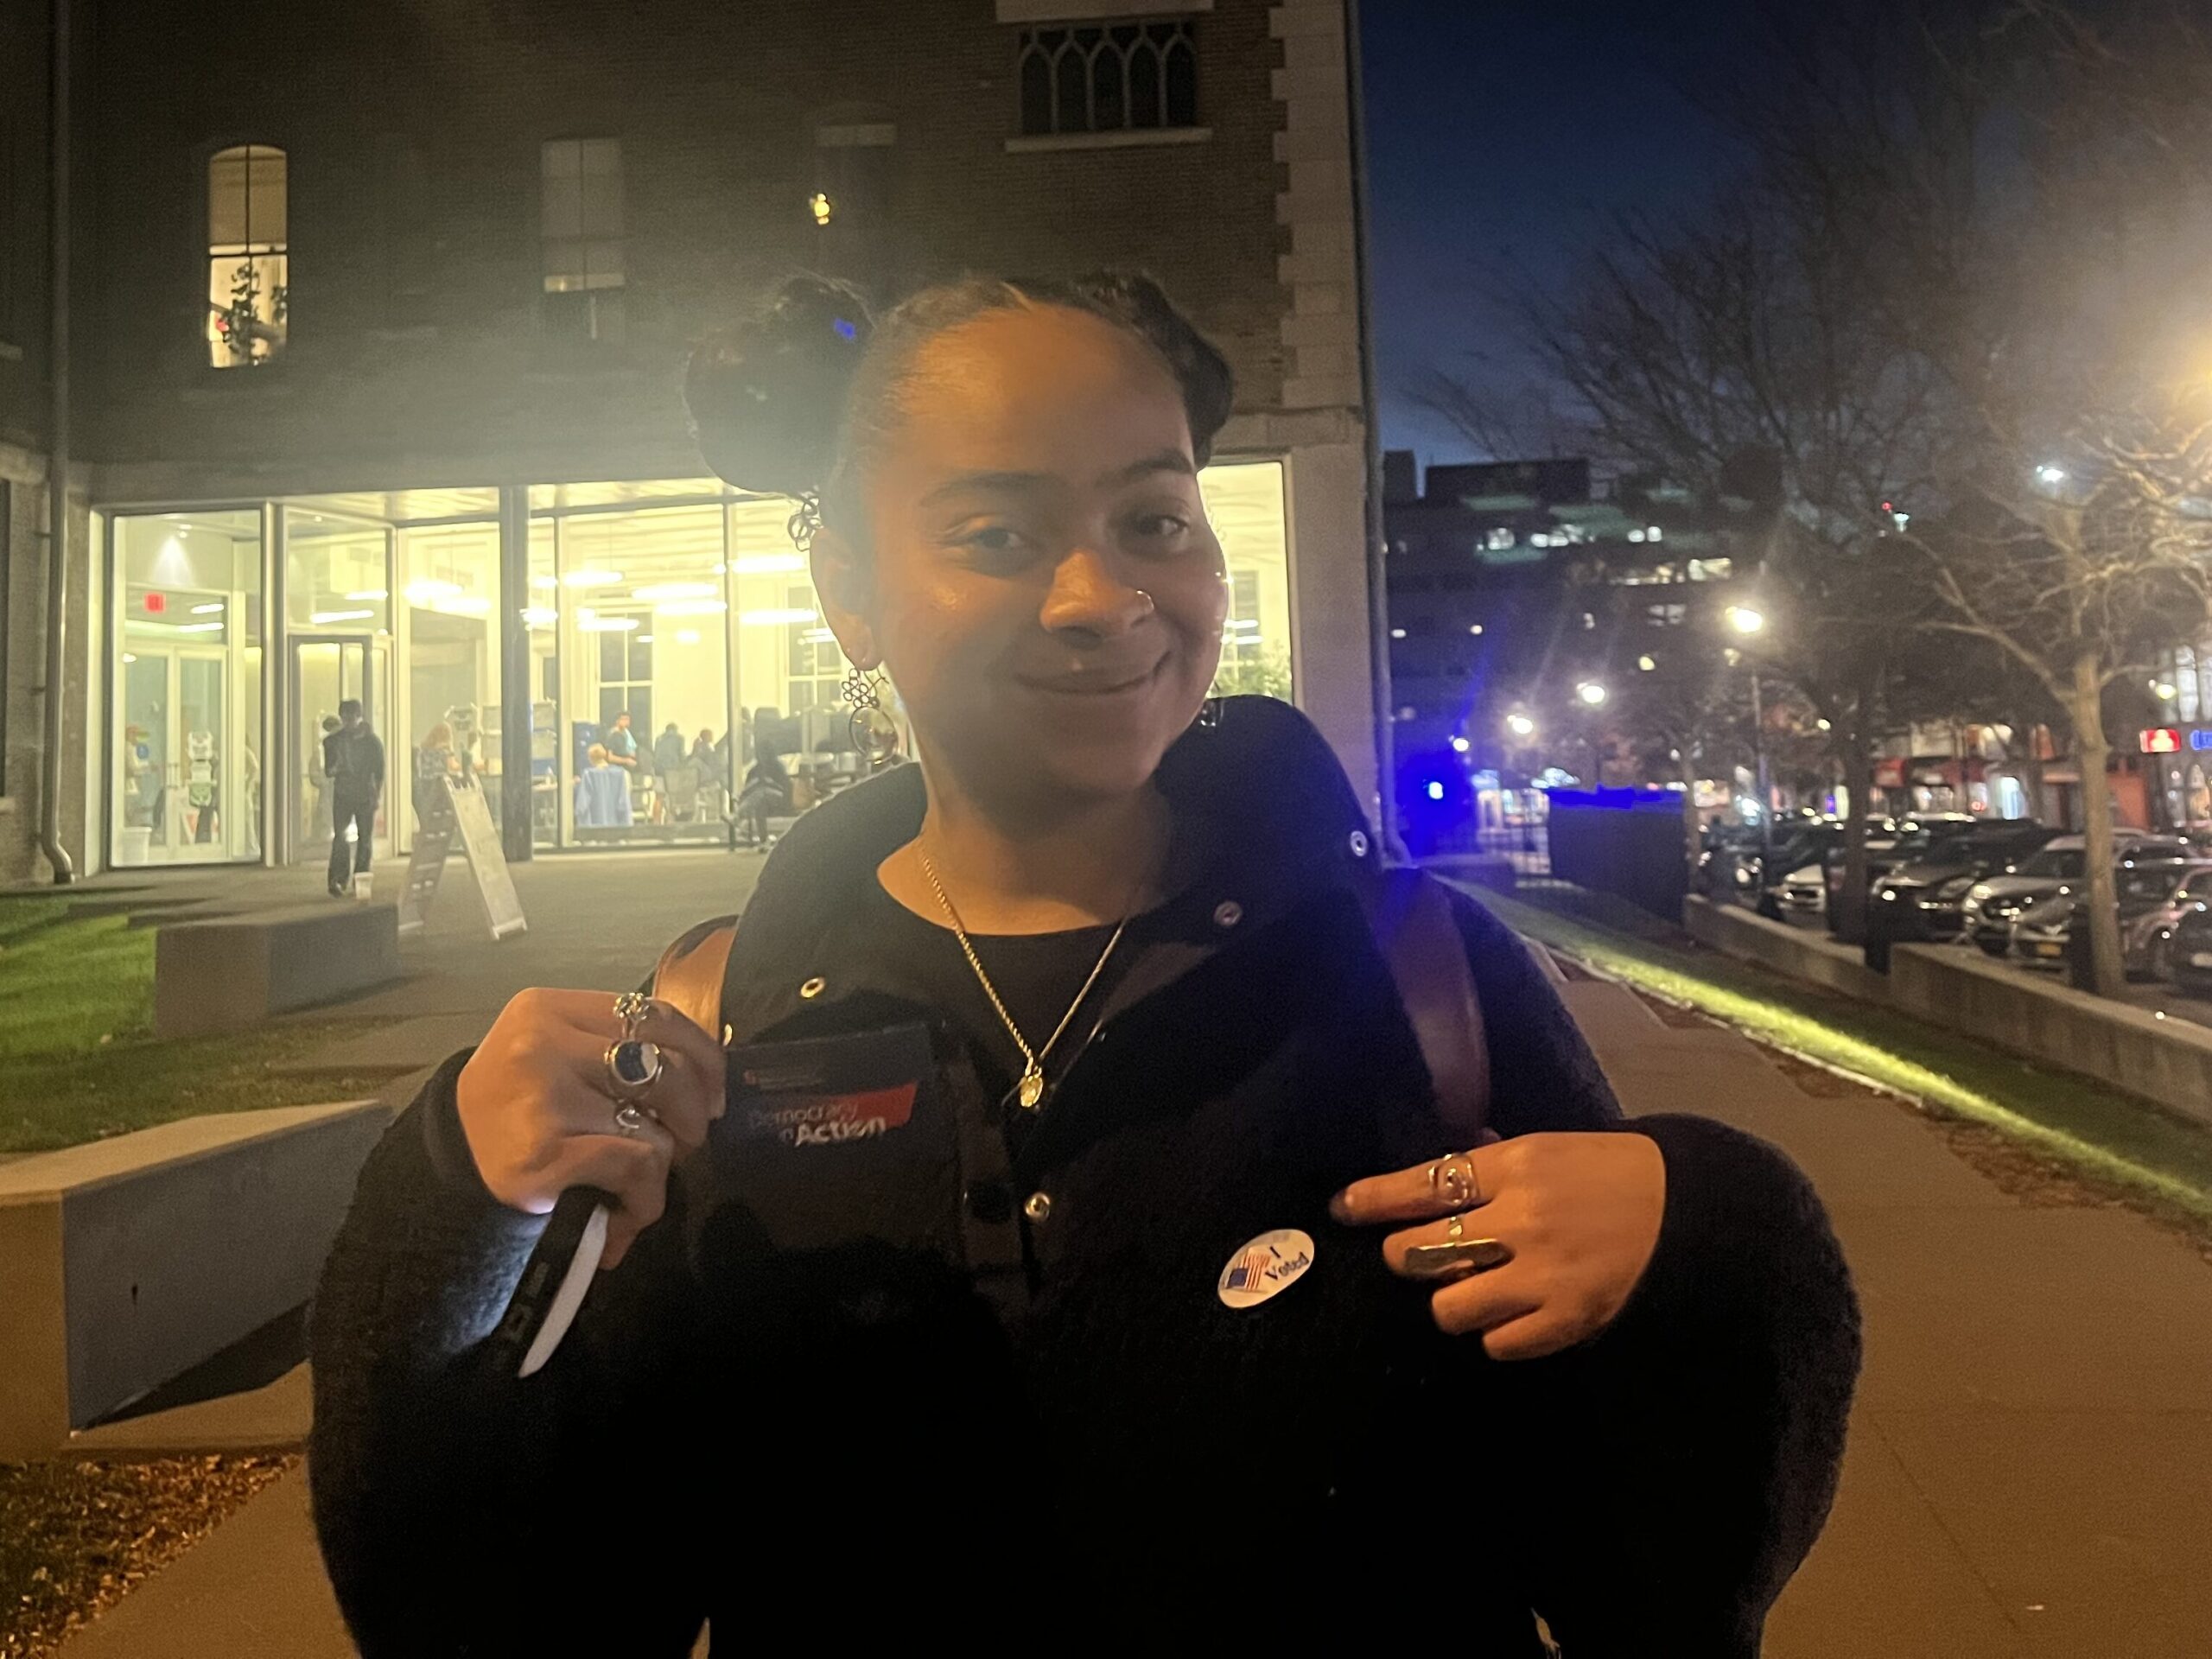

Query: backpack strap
[650,913,741,1037]
[1354,867,1493,1143]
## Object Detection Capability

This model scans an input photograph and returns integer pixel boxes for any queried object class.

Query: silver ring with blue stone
[603,1037,664,1104]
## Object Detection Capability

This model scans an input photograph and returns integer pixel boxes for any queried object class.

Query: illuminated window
[1018,20,1198,137]
[584,610,652,735]
[1202,461,1291,702]
[1646,603,1687,626]
[207,145,288,367]
[784,583,842,712]
[542,138,625,342]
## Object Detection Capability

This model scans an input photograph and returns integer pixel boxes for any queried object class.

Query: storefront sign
[2191,730,2212,753]
[2140,728,2182,753]
[1874,758,1905,789]
[401,775,526,941]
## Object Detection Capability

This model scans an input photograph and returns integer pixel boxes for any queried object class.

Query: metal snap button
[1348,830,1370,858]
[798,976,826,1000]
[1022,1191,1053,1224]
[1212,899,1244,929]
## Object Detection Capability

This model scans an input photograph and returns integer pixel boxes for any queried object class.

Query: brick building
[1,0,1375,881]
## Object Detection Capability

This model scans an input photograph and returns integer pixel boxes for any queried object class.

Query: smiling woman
[308,272,1858,1656]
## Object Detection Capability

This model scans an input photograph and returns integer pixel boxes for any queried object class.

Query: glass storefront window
[545,499,734,843]
[527,519,563,848]
[111,511,264,865]
[1201,460,1293,702]
[97,464,1299,869]
[286,512,391,635]
[284,510,394,868]
[397,521,502,849]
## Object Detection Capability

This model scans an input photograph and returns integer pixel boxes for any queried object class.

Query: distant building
[1382,450,1760,840]
[3,0,1376,882]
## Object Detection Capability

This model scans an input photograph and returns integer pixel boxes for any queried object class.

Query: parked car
[1869,822,2056,944]
[1773,817,1904,917]
[1780,814,1976,920]
[1963,832,2184,956]
[2164,898,2212,995]
[1734,820,1843,911]
[2006,856,2212,975]
[2121,866,2212,981]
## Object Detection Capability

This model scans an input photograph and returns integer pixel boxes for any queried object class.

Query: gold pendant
[1016,1065,1046,1109]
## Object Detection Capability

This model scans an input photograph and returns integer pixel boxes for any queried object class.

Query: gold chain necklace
[917,848,1136,1110]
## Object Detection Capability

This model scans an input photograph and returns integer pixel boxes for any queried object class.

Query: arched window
[1016,21,1198,137]
[207,144,288,366]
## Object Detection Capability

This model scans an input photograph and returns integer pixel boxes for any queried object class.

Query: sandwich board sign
[397,774,527,942]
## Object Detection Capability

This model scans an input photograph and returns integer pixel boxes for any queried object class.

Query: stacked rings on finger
[604,991,665,1130]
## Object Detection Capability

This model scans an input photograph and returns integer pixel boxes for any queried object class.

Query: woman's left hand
[1329,1132,1666,1361]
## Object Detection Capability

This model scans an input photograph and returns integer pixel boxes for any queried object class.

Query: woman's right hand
[456,988,727,1268]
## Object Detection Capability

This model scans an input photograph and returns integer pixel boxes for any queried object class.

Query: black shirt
[856,876,1143,1140]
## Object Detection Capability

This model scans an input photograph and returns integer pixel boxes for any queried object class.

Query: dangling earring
[1195,696,1224,730]
[842,664,902,769]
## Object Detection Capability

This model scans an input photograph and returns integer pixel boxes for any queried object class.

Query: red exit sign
[143,592,167,614]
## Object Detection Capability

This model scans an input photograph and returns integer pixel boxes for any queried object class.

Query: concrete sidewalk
[1560,976,2212,1658]
[53,946,2212,1656]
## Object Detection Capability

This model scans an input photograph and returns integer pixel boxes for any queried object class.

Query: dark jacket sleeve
[1448,887,1859,1656]
[308,1053,707,1657]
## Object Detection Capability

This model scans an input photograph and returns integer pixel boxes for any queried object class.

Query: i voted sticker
[1217,1229,1316,1310]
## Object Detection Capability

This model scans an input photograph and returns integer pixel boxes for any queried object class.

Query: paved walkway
[1560,976,2212,1658]
[50,934,2212,1656]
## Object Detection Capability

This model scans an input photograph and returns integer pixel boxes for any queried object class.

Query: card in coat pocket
[715,1023,938,1153]
[698,1020,963,1266]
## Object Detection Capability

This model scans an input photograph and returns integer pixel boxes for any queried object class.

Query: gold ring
[1403,1236,1513,1281]
[1436,1154,1480,1211]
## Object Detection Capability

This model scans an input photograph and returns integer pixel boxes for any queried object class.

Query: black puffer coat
[309,698,1858,1656]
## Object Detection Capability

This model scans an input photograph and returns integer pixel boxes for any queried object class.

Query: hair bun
[686,276,873,498]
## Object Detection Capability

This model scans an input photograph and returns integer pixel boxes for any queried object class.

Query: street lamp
[1724,601,1777,909]
[1506,713,1536,738]
[1576,681,1608,706]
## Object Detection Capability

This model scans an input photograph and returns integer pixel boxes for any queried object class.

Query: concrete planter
[1681,894,2212,1129]
[1682,895,1894,1004]
[1888,945,2212,1131]
[0,1102,391,1459]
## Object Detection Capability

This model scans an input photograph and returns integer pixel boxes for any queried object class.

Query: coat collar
[729,696,1381,981]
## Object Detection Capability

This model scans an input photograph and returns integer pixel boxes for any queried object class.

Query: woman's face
[821,305,1228,812]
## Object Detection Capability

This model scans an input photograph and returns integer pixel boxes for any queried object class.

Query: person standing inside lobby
[603,710,641,774]
[326,700,386,897]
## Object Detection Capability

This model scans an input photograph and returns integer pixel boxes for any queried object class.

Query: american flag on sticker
[1224,1246,1273,1293]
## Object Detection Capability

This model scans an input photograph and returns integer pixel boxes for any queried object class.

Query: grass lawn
[0,899,393,1154]
[1480,884,2212,1224]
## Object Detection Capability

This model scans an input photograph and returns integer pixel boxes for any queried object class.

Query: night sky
[1359,0,1758,467]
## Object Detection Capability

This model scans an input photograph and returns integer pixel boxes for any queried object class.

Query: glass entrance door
[290,636,387,866]
[117,645,246,861]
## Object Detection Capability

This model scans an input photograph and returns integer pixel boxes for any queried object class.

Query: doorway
[117,643,249,862]
[290,636,389,867]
